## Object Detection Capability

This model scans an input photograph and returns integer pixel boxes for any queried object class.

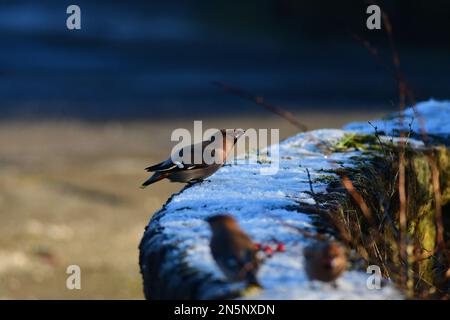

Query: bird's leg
[195,178,211,184]
[331,281,338,289]
[187,179,203,186]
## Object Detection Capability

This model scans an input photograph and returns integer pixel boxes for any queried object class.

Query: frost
[148,128,400,299]
[345,99,450,137]
[143,101,450,299]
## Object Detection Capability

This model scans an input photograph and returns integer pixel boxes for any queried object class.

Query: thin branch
[212,81,308,132]
[428,154,448,262]
[279,220,328,242]
[398,151,408,284]
[305,168,315,197]
[341,176,377,228]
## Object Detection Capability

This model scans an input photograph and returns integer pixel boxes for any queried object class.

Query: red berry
[263,245,274,255]
[254,243,261,251]
[276,243,286,252]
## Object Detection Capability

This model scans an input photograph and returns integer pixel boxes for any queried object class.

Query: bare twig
[279,220,328,242]
[212,81,308,131]
[305,168,315,196]
[368,120,391,161]
[398,151,408,284]
[428,154,448,261]
[341,176,377,228]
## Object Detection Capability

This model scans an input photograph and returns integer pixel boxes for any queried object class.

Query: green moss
[333,133,378,152]
[314,174,339,184]
[311,141,450,297]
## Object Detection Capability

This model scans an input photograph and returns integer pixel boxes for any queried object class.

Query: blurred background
[0,0,449,298]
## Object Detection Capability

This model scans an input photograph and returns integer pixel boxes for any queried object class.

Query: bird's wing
[170,139,220,170]
[231,232,260,283]
[303,246,315,259]
[145,157,178,172]
[186,140,218,166]
[232,231,258,265]
[145,137,223,172]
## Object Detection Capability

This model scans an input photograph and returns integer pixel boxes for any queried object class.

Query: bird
[141,128,245,188]
[206,214,261,287]
[303,240,347,283]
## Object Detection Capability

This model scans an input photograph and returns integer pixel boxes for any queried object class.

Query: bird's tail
[140,172,167,189]
[240,274,263,297]
[145,161,169,172]
[246,273,263,289]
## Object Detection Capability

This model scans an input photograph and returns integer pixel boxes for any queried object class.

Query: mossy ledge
[310,135,450,298]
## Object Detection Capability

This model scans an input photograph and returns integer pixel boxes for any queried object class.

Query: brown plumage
[141,129,245,188]
[303,241,347,283]
[206,214,261,287]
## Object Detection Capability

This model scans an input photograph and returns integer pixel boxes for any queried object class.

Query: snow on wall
[141,129,400,299]
[141,100,450,300]
[345,99,450,138]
